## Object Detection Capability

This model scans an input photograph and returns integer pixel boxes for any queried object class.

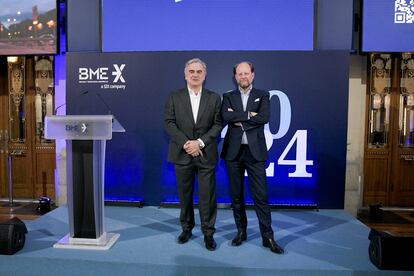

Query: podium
[45,115,125,250]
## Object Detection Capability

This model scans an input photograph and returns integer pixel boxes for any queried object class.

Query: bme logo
[79,64,126,83]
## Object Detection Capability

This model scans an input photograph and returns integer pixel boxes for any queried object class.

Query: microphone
[96,92,125,132]
[54,91,89,115]
[96,93,112,115]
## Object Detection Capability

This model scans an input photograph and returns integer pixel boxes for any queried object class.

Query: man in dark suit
[221,61,284,254]
[164,58,222,251]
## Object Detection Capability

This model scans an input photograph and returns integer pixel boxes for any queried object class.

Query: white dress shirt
[188,87,201,123]
[240,86,252,144]
[188,86,205,148]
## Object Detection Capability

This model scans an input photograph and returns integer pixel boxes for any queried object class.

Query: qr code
[395,0,414,23]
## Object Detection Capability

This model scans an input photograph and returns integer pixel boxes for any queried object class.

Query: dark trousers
[226,145,274,239]
[175,158,217,237]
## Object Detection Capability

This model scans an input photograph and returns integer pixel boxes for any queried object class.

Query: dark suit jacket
[165,88,223,166]
[221,88,270,162]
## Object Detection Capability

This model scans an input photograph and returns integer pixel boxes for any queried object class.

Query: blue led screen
[102,0,314,51]
[66,51,349,208]
[363,0,414,52]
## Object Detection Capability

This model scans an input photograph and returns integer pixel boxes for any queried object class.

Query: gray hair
[184,58,207,74]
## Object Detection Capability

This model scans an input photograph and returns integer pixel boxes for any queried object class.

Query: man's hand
[183,140,203,157]
[234,122,242,127]
[228,108,234,112]
[250,112,257,117]
[190,148,204,157]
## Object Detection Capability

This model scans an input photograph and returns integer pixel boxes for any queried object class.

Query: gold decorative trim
[9,146,28,150]
[35,146,55,150]
[366,151,389,156]
[401,155,414,161]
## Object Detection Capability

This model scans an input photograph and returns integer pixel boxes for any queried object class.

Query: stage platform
[0,206,412,275]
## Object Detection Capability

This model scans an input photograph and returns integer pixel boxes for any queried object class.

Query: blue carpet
[0,207,412,276]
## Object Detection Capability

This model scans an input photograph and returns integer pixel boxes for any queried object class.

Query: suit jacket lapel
[246,88,257,111]
[196,89,208,124]
[233,89,244,111]
[180,89,195,126]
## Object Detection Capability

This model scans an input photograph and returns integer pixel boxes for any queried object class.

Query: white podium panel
[45,115,113,140]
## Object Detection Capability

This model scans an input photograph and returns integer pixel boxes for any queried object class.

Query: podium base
[53,232,120,250]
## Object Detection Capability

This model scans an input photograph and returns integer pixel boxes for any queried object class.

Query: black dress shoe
[231,231,247,246]
[262,238,284,254]
[177,230,192,244]
[204,236,217,251]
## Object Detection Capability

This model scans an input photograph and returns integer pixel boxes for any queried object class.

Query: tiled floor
[2,201,414,238]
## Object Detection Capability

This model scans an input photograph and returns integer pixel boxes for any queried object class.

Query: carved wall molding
[8,57,26,143]
[34,56,54,142]
[368,53,392,147]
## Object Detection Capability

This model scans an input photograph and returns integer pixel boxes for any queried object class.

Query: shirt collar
[188,86,202,96]
[239,85,252,95]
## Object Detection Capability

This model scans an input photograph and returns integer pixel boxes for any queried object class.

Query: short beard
[239,82,252,90]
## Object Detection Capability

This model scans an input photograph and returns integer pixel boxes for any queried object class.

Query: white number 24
[265,90,313,178]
